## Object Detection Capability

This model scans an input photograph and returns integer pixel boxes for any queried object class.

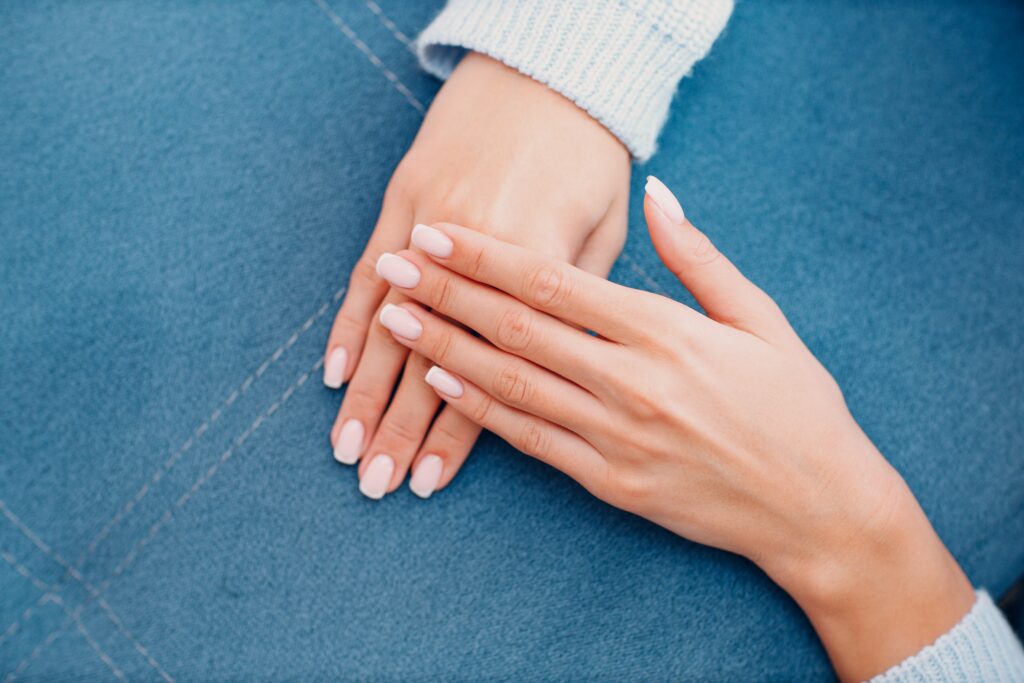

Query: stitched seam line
[364,0,414,51]
[0,505,175,682]
[5,357,323,680]
[313,0,425,113]
[0,287,344,674]
[0,553,125,683]
[76,288,343,567]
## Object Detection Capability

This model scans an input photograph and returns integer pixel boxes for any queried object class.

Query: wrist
[773,469,975,681]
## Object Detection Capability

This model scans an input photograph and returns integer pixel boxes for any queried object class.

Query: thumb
[643,176,793,343]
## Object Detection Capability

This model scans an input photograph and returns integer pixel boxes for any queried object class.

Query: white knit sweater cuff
[868,590,1024,683]
[416,0,733,161]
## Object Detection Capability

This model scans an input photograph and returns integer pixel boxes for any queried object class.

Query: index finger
[410,223,651,341]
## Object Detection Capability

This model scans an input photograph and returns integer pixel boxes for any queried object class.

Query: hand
[370,179,975,681]
[322,53,629,499]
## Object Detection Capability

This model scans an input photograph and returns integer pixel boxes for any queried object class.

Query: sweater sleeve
[868,590,1024,683]
[415,0,734,162]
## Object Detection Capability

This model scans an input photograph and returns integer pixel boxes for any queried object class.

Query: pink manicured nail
[359,454,394,500]
[375,253,420,288]
[409,454,443,499]
[410,224,453,258]
[323,347,348,389]
[379,304,422,340]
[645,175,685,224]
[333,419,364,465]
[425,366,464,398]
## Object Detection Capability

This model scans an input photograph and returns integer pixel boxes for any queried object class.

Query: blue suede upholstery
[1,1,1022,680]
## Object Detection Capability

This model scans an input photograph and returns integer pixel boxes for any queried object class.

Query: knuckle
[430,329,455,366]
[430,420,473,451]
[429,275,457,312]
[494,363,531,405]
[331,308,366,338]
[514,421,550,457]
[469,394,496,426]
[494,307,536,352]
[690,231,721,266]
[343,384,387,414]
[378,415,426,447]
[611,469,650,509]
[466,245,487,279]
[526,263,572,309]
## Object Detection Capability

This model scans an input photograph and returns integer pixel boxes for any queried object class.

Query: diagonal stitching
[1,551,51,594]
[0,552,124,683]
[76,287,343,568]
[66,608,127,683]
[0,504,175,682]
[364,1,415,52]
[0,287,344,674]
[6,356,324,680]
[313,0,425,113]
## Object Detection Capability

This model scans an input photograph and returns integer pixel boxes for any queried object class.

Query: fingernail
[323,347,348,389]
[411,224,453,258]
[359,454,395,500]
[333,419,364,465]
[409,454,443,499]
[379,303,422,340]
[375,253,420,288]
[425,366,464,398]
[645,175,685,224]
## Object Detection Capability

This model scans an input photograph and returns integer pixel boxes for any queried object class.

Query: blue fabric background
[1,1,1022,680]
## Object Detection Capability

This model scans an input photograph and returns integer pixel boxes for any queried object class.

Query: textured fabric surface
[417,0,733,160]
[1,1,1022,681]
[870,591,1024,683]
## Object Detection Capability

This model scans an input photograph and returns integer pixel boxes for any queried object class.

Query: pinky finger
[423,365,607,496]
[408,407,481,499]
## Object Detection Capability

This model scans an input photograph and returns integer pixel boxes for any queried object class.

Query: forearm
[778,472,975,681]
[755,437,1021,682]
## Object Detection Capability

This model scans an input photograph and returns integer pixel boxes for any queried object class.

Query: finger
[643,176,797,346]
[375,249,612,389]
[323,199,412,388]
[407,222,653,342]
[408,407,482,499]
[422,365,607,495]
[377,301,607,435]
[574,199,627,278]
[330,289,410,465]
[354,352,440,499]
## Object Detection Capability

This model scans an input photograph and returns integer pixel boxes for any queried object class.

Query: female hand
[370,179,975,682]
[322,53,629,500]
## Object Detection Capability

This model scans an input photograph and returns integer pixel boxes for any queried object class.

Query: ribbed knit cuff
[868,590,1024,683]
[416,0,733,161]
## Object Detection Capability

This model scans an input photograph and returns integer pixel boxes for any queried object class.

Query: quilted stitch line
[6,356,323,680]
[365,1,415,51]
[313,0,426,113]
[0,288,344,670]
[0,552,124,683]
[0,504,175,682]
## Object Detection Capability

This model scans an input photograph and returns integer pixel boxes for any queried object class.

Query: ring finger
[378,301,607,435]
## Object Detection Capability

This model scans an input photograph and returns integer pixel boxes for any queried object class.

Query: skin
[371,195,977,681]
[323,53,630,496]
